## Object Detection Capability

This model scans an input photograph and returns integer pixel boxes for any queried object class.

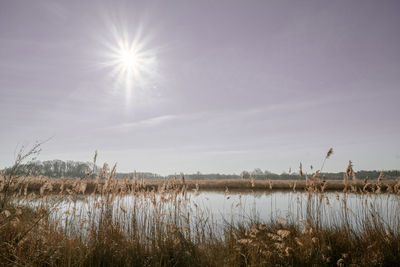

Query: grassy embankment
[6,176,400,194]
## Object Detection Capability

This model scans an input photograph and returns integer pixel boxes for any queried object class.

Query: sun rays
[100,24,158,100]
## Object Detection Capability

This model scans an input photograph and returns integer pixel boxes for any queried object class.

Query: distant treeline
[171,170,400,180]
[3,159,399,180]
[3,159,162,179]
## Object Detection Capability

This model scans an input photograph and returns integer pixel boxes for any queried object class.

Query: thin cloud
[109,114,178,130]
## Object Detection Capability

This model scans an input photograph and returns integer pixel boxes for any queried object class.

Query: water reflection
[28,191,400,235]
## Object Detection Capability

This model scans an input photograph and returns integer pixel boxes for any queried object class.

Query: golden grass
[4,176,399,195]
[0,147,399,266]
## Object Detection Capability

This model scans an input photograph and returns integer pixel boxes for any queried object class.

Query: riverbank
[5,176,400,195]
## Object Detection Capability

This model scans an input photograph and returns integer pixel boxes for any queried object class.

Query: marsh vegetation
[1,147,399,266]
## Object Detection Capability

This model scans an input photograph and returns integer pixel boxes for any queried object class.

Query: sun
[115,41,144,75]
[118,47,138,71]
[101,34,157,98]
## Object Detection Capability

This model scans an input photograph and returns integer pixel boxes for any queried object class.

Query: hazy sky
[1,0,399,175]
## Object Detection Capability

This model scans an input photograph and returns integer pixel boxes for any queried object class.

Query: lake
[29,190,399,236]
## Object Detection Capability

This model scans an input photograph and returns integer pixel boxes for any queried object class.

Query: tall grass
[0,148,399,266]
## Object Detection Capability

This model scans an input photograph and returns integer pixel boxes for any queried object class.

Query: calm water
[37,191,400,234]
